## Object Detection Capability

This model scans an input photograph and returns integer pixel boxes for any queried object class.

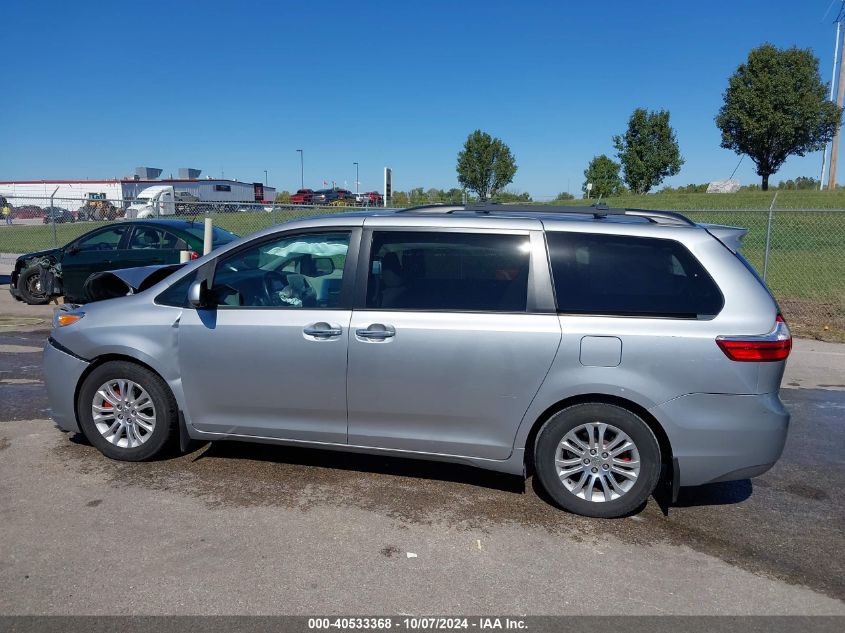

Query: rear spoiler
[699,223,748,253]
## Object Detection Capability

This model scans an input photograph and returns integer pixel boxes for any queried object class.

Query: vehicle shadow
[67,433,752,511]
[194,440,527,495]
[653,478,753,515]
[673,479,753,507]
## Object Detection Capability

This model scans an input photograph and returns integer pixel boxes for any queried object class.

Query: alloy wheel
[91,379,157,449]
[555,422,641,503]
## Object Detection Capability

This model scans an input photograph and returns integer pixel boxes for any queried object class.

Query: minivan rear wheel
[77,361,177,461]
[534,403,661,518]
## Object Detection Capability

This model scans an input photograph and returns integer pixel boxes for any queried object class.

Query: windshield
[131,197,150,205]
[183,225,238,246]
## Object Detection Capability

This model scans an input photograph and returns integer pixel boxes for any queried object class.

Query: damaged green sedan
[10,220,238,304]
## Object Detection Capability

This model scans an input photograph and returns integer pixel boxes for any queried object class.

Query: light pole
[296,149,304,189]
[353,162,359,194]
[264,170,268,186]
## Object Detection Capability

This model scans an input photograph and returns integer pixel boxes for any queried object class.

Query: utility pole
[264,170,268,186]
[353,162,359,194]
[822,20,842,189]
[296,149,304,189]
[830,21,845,190]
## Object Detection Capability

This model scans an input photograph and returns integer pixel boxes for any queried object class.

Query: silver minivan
[43,204,792,518]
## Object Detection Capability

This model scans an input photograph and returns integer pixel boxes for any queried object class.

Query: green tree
[425,188,443,202]
[716,44,842,191]
[493,190,532,202]
[444,187,465,203]
[582,154,624,198]
[391,191,409,207]
[613,108,684,194]
[275,190,291,203]
[661,183,708,194]
[407,188,429,205]
[792,176,820,190]
[554,191,575,201]
[456,130,517,201]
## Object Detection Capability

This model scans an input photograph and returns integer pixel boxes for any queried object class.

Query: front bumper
[43,337,90,433]
[649,392,790,487]
[9,268,21,299]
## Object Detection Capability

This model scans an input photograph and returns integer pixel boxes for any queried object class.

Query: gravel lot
[0,289,843,615]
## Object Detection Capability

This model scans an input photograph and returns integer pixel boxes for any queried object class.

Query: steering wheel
[261,270,290,306]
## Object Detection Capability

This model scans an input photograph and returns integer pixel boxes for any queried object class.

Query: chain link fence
[1,195,842,341]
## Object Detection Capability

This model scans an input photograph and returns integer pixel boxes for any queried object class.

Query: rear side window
[128,227,185,250]
[366,231,530,312]
[546,232,723,318]
[182,225,238,248]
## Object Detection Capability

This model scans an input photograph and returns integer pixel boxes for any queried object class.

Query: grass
[559,189,845,210]
[1,196,842,341]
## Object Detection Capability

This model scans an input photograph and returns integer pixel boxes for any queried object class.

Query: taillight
[716,314,792,362]
[189,251,199,260]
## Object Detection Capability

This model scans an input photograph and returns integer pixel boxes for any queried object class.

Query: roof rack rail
[394,203,465,214]
[619,208,696,226]
[394,201,695,226]
[466,201,624,219]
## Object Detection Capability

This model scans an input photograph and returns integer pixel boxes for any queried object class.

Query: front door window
[74,227,128,252]
[212,232,351,309]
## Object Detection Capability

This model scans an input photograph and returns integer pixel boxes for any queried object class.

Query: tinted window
[128,227,184,250]
[74,226,128,251]
[182,225,238,248]
[212,232,350,308]
[547,232,723,318]
[366,231,530,312]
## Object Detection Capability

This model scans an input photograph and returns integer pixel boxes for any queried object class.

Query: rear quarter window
[546,232,723,319]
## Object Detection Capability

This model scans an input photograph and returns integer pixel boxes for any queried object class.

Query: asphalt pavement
[0,289,843,615]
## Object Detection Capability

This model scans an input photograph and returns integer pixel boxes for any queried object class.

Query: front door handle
[355,323,396,340]
[303,322,342,339]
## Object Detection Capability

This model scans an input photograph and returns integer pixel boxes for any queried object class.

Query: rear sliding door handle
[303,322,342,338]
[355,323,396,340]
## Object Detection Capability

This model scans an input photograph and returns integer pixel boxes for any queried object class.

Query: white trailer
[0,179,276,209]
[0,181,124,209]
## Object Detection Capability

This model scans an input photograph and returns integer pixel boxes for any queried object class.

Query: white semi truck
[124,186,206,219]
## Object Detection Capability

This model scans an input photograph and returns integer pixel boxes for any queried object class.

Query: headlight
[54,310,85,328]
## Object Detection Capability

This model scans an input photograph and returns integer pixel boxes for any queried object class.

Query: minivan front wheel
[534,403,661,518]
[77,361,177,461]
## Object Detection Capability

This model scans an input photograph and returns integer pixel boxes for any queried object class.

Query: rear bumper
[649,392,789,487]
[43,338,90,433]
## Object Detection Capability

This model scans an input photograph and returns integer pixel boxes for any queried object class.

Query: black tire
[534,403,661,518]
[17,267,50,305]
[77,361,177,461]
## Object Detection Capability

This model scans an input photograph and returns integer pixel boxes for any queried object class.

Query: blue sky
[3,0,843,197]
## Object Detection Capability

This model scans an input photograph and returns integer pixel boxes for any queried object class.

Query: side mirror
[312,257,335,276]
[66,245,80,255]
[188,280,209,308]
